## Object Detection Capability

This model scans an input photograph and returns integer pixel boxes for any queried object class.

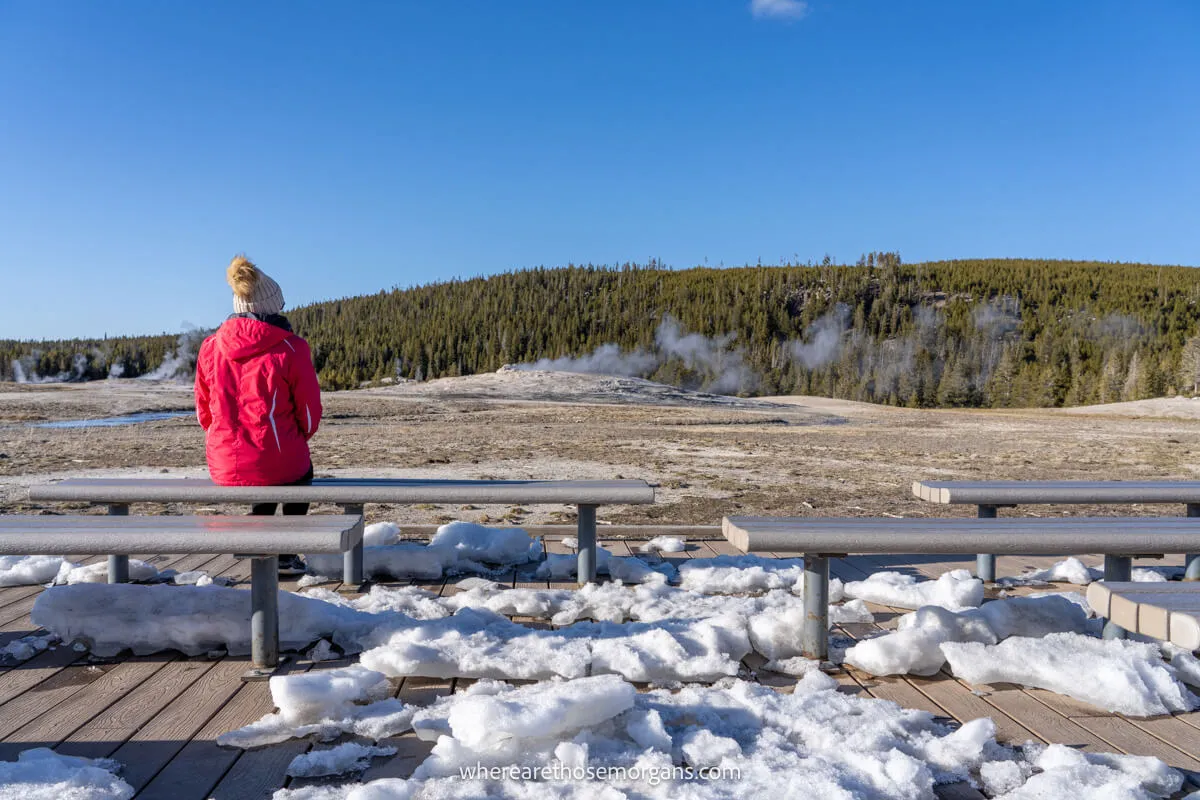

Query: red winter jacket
[194,317,322,486]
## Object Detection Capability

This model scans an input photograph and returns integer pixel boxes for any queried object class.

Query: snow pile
[534,547,677,584]
[286,742,397,778]
[0,555,67,587]
[31,584,377,658]
[171,570,232,587]
[942,632,1199,717]
[844,569,984,611]
[845,595,1088,677]
[678,555,807,594]
[1001,558,1183,587]
[637,536,686,553]
[219,665,414,749]
[53,559,160,585]
[305,521,542,580]
[359,607,751,683]
[0,747,134,800]
[31,579,871,673]
[993,744,1182,799]
[267,673,1185,800]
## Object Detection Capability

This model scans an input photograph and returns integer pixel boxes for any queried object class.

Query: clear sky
[1,1,1197,340]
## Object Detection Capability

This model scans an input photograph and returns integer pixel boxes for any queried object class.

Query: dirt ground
[1,373,1198,526]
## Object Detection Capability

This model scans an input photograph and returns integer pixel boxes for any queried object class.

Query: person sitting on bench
[194,254,323,575]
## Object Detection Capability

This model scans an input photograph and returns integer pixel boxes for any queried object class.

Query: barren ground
[2,372,1198,526]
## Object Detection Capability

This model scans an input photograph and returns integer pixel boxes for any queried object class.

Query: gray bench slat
[28,478,655,505]
[913,480,1200,505]
[0,515,362,555]
[724,515,1200,555]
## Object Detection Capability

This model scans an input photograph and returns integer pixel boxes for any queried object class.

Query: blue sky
[1,1,1197,340]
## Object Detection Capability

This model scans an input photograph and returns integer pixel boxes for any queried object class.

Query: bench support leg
[975,505,997,583]
[1186,504,1200,582]
[1102,555,1132,640]
[802,554,830,661]
[106,504,130,584]
[340,504,365,587]
[577,504,598,586]
[249,556,280,673]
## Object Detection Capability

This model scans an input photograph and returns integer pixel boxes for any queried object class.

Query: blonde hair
[226,255,259,299]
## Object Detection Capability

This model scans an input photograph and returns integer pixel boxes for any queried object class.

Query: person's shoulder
[283,334,313,356]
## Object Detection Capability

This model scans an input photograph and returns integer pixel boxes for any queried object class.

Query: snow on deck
[0,540,1198,799]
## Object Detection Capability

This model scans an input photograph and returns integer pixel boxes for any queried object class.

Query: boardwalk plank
[109,657,250,792]
[137,658,311,800]
[0,656,174,760]
[56,658,216,760]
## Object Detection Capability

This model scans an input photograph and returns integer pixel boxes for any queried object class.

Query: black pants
[250,464,314,517]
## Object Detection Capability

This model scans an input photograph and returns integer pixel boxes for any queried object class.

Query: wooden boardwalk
[0,539,1197,798]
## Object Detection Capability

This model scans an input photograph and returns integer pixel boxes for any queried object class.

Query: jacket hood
[213,317,294,361]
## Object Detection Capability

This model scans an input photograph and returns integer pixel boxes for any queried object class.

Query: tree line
[4,256,1200,408]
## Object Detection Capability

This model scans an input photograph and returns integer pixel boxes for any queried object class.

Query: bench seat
[1087,582,1200,650]
[723,515,1200,555]
[0,514,362,673]
[0,514,363,555]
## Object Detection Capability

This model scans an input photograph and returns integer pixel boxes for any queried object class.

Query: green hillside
[5,256,1200,408]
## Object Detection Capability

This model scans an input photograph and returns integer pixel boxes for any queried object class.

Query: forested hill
[5,256,1200,409]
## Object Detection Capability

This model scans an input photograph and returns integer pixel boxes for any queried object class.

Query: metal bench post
[1187,504,1200,582]
[975,505,997,582]
[1102,555,1132,639]
[340,504,365,586]
[250,555,280,672]
[577,504,598,585]
[802,554,830,660]
[106,504,130,584]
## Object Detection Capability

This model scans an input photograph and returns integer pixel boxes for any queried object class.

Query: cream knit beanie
[226,255,285,316]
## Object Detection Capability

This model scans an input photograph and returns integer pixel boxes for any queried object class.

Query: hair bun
[226,255,259,299]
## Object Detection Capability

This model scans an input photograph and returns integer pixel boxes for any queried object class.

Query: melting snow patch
[266,672,1185,800]
[943,632,1199,717]
[845,596,1089,677]
[0,555,67,587]
[285,742,397,778]
[219,666,413,749]
[306,521,543,581]
[637,536,686,553]
[677,555,806,594]
[0,634,56,663]
[0,747,134,800]
[843,569,984,611]
[53,559,160,585]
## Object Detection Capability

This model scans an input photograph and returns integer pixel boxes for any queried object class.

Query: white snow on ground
[0,555,67,587]
[677,554,808,594]
[843,569,984,611]
[53,559,159,585]
[306,522,543,580]
[218,666,414,749]
[0,747,134,800]
[267,672,1184,800]
[637,536,686,553]
[31,577,875,673]
[286,742,398,778]
[1000,557,1183,587]
[942,633,1199,717]
[844,595,1088,677]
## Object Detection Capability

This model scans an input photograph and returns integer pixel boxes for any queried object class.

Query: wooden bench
[29,477,655,585]
[722,514,1200,660]
[913,480,1200,582]
[1086,582,1200,650]
[0,514,362,673]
